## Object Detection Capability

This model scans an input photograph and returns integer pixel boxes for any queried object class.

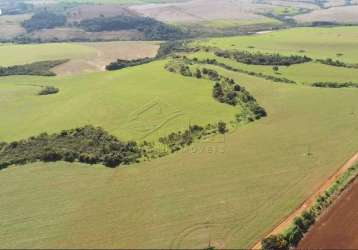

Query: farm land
[1,26,358,248]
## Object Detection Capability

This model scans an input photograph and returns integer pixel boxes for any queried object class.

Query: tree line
[215,50,312,66]
[262,164,358,250]
[0,126,142,170]
[0,59,67,77]
[79,15,187,40]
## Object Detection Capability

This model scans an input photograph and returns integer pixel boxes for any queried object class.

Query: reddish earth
[298,178,358,249]
[251,151,358,249]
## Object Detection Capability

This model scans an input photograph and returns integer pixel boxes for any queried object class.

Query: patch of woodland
[0,59,68,77]
[215,50,312,66]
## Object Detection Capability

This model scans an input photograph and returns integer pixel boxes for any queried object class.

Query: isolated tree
[218,121,227,134]
[273,66,279,73]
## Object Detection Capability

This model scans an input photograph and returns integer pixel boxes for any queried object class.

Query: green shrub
[38,86,59,95]
[262,235,288,250]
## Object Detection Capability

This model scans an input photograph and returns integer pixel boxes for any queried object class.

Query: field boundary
[250,150,358,250]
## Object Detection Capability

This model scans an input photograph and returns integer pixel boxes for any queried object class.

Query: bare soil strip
[298,178,358,249]
[251,151,358,250]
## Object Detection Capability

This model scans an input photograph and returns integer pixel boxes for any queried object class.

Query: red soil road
[298,178,358,249]
[251,151,358,250]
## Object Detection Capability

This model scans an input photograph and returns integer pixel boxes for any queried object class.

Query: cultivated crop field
[1,27,358,249]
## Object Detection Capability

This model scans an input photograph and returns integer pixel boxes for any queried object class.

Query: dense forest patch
[215,50,312,66]
[22,11,67,32]
[0,59,68,77]
[79,15,186,40]
[0,126,142,170]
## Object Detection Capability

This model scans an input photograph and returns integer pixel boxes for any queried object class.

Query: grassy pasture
[0,43,96,67]
[2,27,358,249]
[1,65,358,248]
[197,27,358,64]
[0,60,238,142]
[196,18,281,29]
[187,51,358,84]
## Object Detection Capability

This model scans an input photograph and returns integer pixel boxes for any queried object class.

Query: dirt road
[298,178,358,249]
[251,151,358,250]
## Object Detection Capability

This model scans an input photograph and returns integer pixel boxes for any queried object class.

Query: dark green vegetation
[215,50,312,66]
[0,126,142,170]
[38,86,59,95]
[0,59,67,77]
[105,41,193,71]
[316,58,358,68]
[106,58,153,71]
[191,56,296,84]
[165,57,267,122]
[262,164,358,250]
[79,15,186,40]
[159,124,218,153]
[22,11,67,32]
[312,82,358,88]
[0,0,33,15]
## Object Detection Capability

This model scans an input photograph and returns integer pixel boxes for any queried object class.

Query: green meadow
[0,61,238,142]
[0,43,96,67]
[187,51,358,84]
[1,27,358,248]
[197,27,358,63]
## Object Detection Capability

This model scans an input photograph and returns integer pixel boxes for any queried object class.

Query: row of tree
[0,59,67,77]
[262,165,358,250]
[215,50,312,66]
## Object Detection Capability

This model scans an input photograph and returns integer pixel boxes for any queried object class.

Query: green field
[197,27,358,63]
[1,27,358,248]
[186,51,358,84]
[0,43,96,67]
[0,60,239,142]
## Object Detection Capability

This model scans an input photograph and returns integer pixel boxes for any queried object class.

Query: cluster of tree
[0,1,33,15]
[316,58,357,68]
[262,164,358,250]
[0,126,142,170]
[158,123,222,153]
[215,50,312,66]
[156,41,198,59]
[0,60,67,77]
[22,11,67,32]
[165,58,267,121]
[311,81,358,88]
[79,15,186,40]
[192,57,296,84]
[38,86,59,95]
[165,62,193,77]
[199,67,266,119]
[106,58,153,71]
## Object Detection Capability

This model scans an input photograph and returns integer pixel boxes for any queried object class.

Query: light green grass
[197,27,358,63]
[0,60,238,142]
[1,67,358,248]
[187,51,358,84]
[2,27,358,249]
[0,43,97,67]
